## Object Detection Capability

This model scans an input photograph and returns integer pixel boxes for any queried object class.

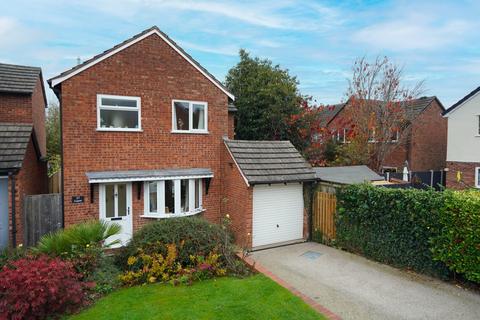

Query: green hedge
[336,184,450,278]
[431,190,480,282]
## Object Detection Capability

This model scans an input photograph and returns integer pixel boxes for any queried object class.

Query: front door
[99,183,132,247]
[0,178,8,249]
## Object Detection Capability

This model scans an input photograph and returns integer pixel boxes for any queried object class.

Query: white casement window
[477,115,480,136]
[143,178,203,217]
[97,94,141,131]
[337,128,346,143]
[475,167,480,188]
[391,129,399,142]
[172,100,208,133]
[368,128,376,143]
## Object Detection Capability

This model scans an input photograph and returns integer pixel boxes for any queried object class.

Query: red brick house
[0,63,48,248]
[443,86,480,189]
[48,26,314,249]
[319,96,447,172]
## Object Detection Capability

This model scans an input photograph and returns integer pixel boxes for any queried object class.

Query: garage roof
[314,165,384,185]
[224,139,315,185]
[0,123,33,172]
[86,168,213,183]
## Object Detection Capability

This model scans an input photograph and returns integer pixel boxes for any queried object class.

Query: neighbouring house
[443,86,480,189]
[48,26,314,249]
[313,165,386,193]
[0,63,48,248]
[319,96,447,172]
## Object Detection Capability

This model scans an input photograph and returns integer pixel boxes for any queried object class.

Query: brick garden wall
[59,33,230,231]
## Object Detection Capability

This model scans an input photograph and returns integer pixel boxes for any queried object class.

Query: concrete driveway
[249,242,480,320]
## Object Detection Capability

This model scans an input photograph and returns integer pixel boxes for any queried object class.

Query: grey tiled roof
[403,96,437,118]
[228,103,238,112]
[314,165,384,185]
[0,63,41,94]
[0,123,33,171]
[224,139,315,184]
[318,103,346,127]
[86,168,213,182]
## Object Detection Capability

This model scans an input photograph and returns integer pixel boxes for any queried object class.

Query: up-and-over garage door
[252,183,304,248]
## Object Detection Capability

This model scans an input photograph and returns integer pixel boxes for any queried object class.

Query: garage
[224,139,315,249]
[252,183,304,247]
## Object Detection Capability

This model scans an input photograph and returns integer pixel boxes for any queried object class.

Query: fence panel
[312,191,337,243]
[23,193,62,246]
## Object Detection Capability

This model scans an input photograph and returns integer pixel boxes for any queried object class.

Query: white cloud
[178,40,238,56]
[352,14,471,51]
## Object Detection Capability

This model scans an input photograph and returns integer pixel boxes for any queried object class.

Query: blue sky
[1,0,479,106]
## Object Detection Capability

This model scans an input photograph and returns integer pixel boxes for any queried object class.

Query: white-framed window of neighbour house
[143,178,203,217]
[172,100,208,133]
[337,128,347,143]
[390,129,399,142]
[97,94,141,131]
[476,115,480,136]
[368,128,376,143]
[475,167,480,188]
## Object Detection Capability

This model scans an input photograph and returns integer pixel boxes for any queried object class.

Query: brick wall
[409,100,447,171]
[8,136,48,245]
[0,80,47,157]
[221,143,253,248]
[446,161,480,189]
[227,113,235,139]
[60,33,229,231]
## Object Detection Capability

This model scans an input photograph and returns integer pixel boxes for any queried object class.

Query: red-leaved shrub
[0,255,90,320]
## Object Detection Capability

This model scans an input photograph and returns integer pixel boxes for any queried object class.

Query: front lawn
[69,274,325,320]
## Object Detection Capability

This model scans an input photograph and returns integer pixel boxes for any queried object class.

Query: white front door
[99,183,133,247]
[252,183,304,248]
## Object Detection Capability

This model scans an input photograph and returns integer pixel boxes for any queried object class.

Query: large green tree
[46,101,61,176]
[225,49,301,140]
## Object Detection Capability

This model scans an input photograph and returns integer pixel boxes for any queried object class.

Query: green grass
[69,274,325,320]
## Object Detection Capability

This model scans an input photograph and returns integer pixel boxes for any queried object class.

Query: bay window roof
[86,168,213,183]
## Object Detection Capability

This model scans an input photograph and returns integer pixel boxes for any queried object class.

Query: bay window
[144,178,203,217]
[172,100,208,133]
[97,94,141,131]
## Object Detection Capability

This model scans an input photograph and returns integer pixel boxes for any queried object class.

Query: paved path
[249,242,480,320]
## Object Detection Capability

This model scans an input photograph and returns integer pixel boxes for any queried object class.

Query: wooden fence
[23,193,62,246]
[48,171,61,193]
[312,192,337,243]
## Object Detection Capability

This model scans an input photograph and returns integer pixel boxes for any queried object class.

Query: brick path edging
[238,253,341,320]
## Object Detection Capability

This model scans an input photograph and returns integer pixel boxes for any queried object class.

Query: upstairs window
[477,115,480,136]
[390,129,399,142]
[172,100,208,133]
[97,94,141,131]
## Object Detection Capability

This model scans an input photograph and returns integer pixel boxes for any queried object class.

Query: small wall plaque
[72,196,84,204]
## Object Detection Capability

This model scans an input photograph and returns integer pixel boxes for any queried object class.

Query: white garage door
[252,183,304,248]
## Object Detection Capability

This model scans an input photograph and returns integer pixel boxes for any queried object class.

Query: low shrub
[336,184,450,278]
[120,243,226,286]
[431,190,480,283]
[34,220,121,276]
[0,255,90,319]
[0,245,28,269]
[117,217,234,268]
[85,255,122,295]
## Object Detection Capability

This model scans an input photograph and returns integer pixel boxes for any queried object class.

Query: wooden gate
[23,193,62,246]
[312,192,337,243]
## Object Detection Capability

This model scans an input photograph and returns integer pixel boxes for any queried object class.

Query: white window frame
[475,167,480,188]
[391,129,399,142]
[142,178,203,218]
[476,115,480,137]
[171,99,208,134]
[97,94,142,132]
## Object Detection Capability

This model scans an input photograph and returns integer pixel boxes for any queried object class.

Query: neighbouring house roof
[48,26,235,101]
[443,86,480,116]
[228,103,238,112]
[86,168,213,183]
[224,139,316,185]
[0,63,41,94]
[318,103,346,127]
[319,96,443,127]
[0,123,33,172]
[314,165,384,185]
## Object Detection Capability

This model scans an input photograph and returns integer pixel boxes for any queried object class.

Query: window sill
[171,130,209,135]
[141,209,205,219]
[97,128,143,132]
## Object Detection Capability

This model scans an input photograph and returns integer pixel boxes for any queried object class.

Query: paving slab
[249,242,480,320]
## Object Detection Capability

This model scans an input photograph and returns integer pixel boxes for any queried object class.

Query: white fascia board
[50,29,234,100]
[88,174,214,184]
[224,141,250,187]
[443,90,480,118]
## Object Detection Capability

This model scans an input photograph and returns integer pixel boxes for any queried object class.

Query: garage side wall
[222,144,252,248]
